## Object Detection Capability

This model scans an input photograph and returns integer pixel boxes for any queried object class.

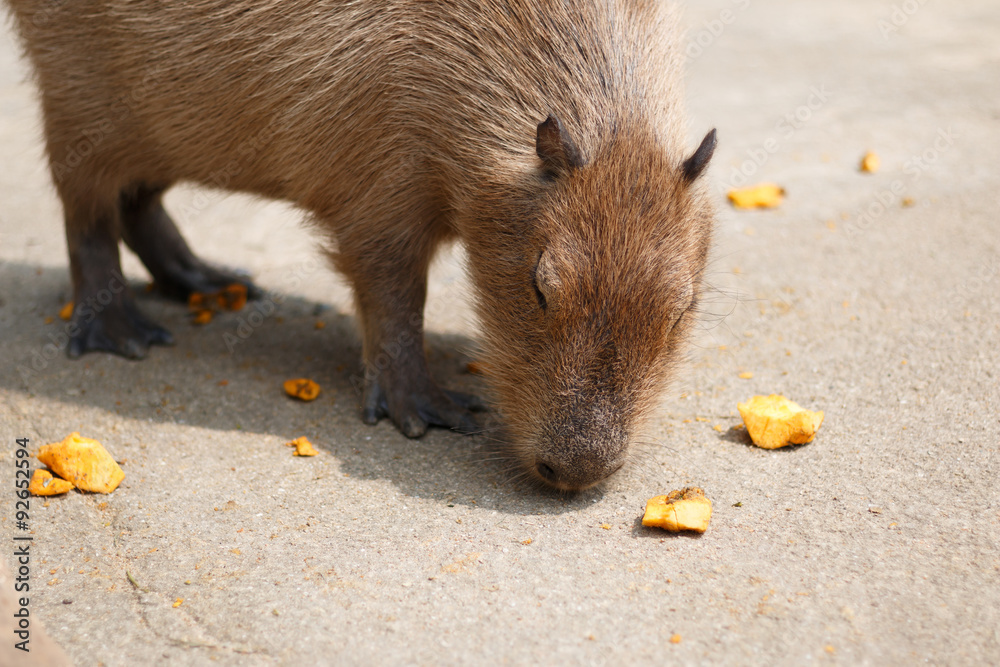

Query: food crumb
[173,598,183,608]
[28,469,74,496]
[738,371,754,379]
[188,284,248,323]
[284,378,321,402]
[600,523,612,530]
[59,302,74,320]
[859,151,880,173]
[285,436,319,457]
[670,634,682,644]
[727,183,785,209]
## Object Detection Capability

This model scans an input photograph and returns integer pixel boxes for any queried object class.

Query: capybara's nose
[535,456,625,491]
[535,461,559,484]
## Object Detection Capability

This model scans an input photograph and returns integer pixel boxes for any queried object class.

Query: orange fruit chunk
[860,151,880,173]
[642,488,712,533]
[188,292,207,311]
[189,284,248,315]
[727,183,785,209]
[285,436,319,457]
[283,378,321,401]
[217,283,248,311]
[737,394,824,449]
[37,433,125,493]
[28,469,74,496]
[59,302,74,320]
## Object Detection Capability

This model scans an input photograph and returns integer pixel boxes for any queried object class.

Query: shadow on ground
[0,260,608,514]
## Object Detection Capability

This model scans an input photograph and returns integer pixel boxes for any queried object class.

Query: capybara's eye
[533,274,548,311]
[533,250,560,312]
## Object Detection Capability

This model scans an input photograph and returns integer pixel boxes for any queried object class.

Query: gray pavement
[1,1,998,665]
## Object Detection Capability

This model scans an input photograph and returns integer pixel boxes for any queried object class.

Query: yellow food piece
[59,302,74,320]
[217,283,248,311]
[286,436,319,457]
[670,634,683,644]
[37,433,125,493]
[860,151,880,173]
[173,598,184,608]
[189,284,247,314]
[192,309,213,325]
[642,488,712,533]
[737,394,824,449]
[188,292,207,311]
[727,183,785,209]
[738,371,754,379]
[284,378,321,401]
[28,469,74,496]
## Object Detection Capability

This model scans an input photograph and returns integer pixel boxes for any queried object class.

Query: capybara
[5,0,716,489]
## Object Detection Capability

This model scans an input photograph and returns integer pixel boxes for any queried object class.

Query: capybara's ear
[536,115,585,174]
[682,128,717,182]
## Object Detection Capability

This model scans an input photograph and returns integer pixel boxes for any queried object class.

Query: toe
[118,337,149,360]
[361,379,388,425]
[399,413,429,438]
[444,390,489,412]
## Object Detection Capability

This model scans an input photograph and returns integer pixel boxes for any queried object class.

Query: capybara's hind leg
[65,201,174,359]
[119,185,262,301]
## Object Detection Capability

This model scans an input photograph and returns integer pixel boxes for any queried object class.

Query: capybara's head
[468,116,716,490]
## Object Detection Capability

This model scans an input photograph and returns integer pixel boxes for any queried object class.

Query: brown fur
[5,0,714,489]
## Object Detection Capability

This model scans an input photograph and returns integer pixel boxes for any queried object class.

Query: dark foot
[120,185,262,302]
[361,373,482,438]
[444,390,490,413]
[68,298,173,360]
[64,200,174,360]
[151,260,263,303]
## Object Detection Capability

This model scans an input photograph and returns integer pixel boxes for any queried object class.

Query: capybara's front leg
[65,202,173,359]
[339,231,483,438]
[119,185,262,302]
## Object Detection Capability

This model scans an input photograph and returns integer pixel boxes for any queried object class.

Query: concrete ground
[1,1,998,665]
